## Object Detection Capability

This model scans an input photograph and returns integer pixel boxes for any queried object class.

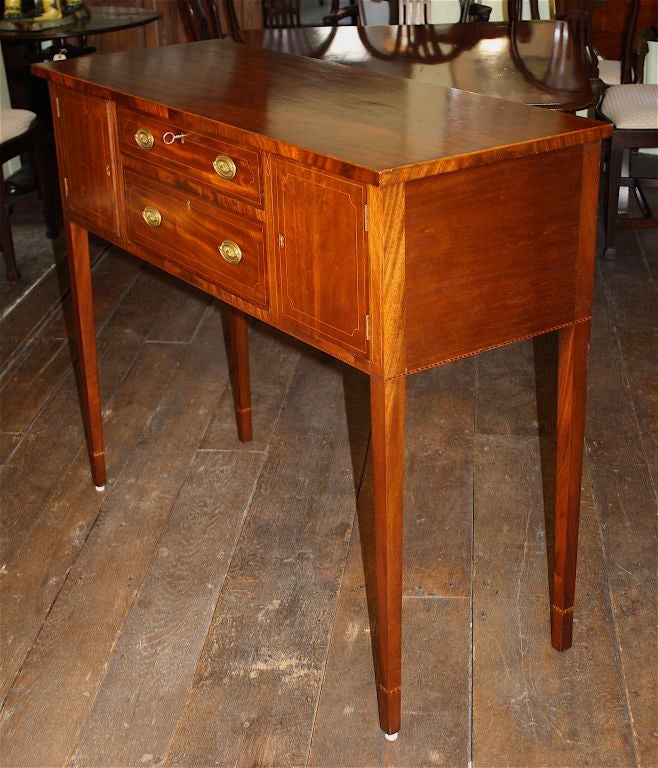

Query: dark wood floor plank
[613,327,658,481]
[70,448,266,768]
[167,351,367,768]
[0,359,95,564]
[201,319,303,453]
[44,248,143,341]
[475,340,541,437]
[309,522,471,767]
[0,432,20,465]
[0,341,184,702]
[144,268,212,343]
[586,263,657,768]
[0,256,197,566]
[0,240,71,369]
[403,357,475,597]
[0,251,187,450]
[0,322,226,767]
[638,229,657,284]
[0,337,69,435]
[472,435,636,767]
[597,233,657,332]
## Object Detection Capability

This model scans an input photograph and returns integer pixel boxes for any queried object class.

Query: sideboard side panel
[404,145,587,371]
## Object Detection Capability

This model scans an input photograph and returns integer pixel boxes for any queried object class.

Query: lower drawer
[124,170,267,307]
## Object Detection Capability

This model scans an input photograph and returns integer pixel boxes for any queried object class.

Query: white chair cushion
[0,108,36,144]
[600,84,658,129]
[597,58,621,86]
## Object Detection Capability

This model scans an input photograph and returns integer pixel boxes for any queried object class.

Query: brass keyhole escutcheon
[134,128,154,151]
[219,240,242,264]
[212,155,237,180]
[142,206,162,228]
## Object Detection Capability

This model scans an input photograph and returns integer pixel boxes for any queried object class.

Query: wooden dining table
[1,6,161,114]
[241,19,597,112]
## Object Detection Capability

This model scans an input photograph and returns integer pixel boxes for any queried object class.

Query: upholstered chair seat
[0,108,37,144]
[600,84,658,129]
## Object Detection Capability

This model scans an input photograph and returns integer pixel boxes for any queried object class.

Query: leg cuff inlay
[377,684,401,696]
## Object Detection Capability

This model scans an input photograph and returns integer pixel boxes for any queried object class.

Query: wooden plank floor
[0,218,655,767]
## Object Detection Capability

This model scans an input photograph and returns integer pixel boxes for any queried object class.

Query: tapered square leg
[369,375,405,737]
[226,307,252,442]
[552,321,591,650]
[66,221,106,489]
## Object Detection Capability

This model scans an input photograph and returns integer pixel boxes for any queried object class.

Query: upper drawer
[118,107,262,206]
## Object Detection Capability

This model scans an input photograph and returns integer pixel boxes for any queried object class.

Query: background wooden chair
[358,0,490,26]
[596,0,658,259]
[179,0,225,39]
[178,0,241,40]
[596,23,657,86]
[179,0,341,36]
[263,0,302,27]
[322,0,359,25]
[0,108,53,281]
[507,0,599,78]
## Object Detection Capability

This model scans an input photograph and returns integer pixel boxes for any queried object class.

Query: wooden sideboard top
[34,38,611,184]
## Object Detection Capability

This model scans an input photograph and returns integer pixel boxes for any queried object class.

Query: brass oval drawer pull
[212,155,237,180]
[218,240,242,264]
[134,128,154,151]
[142,206,162,228]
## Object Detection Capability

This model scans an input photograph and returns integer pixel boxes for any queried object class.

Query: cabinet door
[52,86,119,240]
[273,158,369,358]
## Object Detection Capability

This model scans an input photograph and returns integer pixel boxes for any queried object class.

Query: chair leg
[32,119,60,239]
[632,179,652,218]
[603,134,624,260]
[0,167,20,281]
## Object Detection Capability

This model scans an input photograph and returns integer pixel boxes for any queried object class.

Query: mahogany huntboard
[33,38,612,739]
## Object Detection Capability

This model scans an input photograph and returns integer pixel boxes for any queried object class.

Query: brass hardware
[134,128,154,151]
[63,177,69,197]
[365,314,371,341]
[142,206,162,228]
[162,131,186,145]
[279,234,285,248]
[212,155,237,180]
[55,97,61,119]
[218,240,242,264]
